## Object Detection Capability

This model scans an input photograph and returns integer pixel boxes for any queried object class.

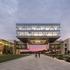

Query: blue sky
[0,0,70,40]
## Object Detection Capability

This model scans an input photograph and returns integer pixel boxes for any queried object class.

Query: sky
[0,0,70,40]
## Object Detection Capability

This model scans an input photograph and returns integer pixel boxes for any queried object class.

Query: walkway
[0,54,70,70]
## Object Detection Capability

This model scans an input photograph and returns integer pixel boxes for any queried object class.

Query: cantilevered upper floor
[16,23,60,43]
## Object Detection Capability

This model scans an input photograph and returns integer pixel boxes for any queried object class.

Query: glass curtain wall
[16,24,60,37]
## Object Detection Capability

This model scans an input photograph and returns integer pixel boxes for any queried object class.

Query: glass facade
[16,24,60,37]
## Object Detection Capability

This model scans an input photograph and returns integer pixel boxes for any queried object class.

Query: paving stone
[0,55,70,70]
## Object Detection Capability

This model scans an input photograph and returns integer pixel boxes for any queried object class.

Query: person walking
[35,52,37,58]
[38,52,40,58]
[35,52,41,58]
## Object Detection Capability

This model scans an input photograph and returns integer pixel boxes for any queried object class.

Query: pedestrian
[38,52,40,58]
[35,52,37,58]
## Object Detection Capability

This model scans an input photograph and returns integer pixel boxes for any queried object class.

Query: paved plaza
[0,54,70,70]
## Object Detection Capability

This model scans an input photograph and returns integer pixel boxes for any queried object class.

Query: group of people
[35,52,41,58]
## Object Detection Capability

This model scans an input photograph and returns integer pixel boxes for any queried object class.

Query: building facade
[16,23,60,53]
[62,38,70,54]
[0,39,14,54]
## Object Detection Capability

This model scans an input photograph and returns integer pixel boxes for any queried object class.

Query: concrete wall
[69,39,70,51]
[62,38,70,54]
[0,46,4,54]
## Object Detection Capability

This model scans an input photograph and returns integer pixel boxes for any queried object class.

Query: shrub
[0,54,29,63]
[65,56,70,62]
[56,54,64,60]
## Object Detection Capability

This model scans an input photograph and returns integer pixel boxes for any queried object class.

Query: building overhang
[16,23,60,44]
[17,36,60,43]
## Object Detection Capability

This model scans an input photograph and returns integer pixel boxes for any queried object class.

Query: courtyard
[0,54,70,70]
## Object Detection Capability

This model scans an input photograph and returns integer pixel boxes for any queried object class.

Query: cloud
[0,0,17,40]
[17,0,61,20]
[0,0,70,40]
[17,0,70,39]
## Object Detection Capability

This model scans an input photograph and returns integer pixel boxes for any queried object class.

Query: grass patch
[0,54,29,63]
[56,54,64,60]
[44,53,70,62]
[63,55,70,62]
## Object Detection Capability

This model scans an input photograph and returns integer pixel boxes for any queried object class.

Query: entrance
[27,39,49,52]
[27,44,49,52]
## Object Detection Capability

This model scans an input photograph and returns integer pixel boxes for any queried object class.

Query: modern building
[16,23,60,53]
[62,38,70,54]
[49,40,62,54]
[0,39,14,54]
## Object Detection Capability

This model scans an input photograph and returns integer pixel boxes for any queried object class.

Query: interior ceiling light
[30,40,47,44]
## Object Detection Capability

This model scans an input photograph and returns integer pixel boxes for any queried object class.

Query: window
[47,32,53,36]
[52,32,58,36]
